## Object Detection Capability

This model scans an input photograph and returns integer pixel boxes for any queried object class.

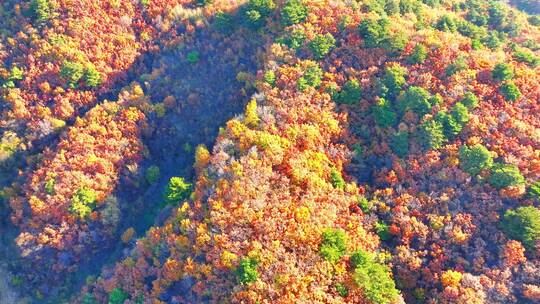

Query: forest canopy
[0,0,539,303]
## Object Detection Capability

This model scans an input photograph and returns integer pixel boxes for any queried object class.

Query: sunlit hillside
[0,0,539,303]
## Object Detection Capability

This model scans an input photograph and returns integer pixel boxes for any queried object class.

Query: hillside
[0,0,539,303]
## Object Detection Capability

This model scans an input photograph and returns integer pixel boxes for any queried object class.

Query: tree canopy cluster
[0,0,539,303]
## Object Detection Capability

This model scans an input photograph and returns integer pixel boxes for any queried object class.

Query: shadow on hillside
[0,152,24,303]
[2,5,263,303]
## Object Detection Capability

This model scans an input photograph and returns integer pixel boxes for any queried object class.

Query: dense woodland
[0,0,539,303]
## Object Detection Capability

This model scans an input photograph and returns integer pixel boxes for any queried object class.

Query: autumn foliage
[0,0,539,303]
